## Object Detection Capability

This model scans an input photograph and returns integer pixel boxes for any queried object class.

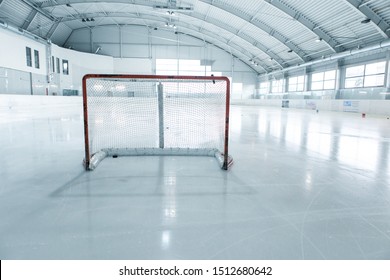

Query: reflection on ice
[1,97,390,259]
[338,134,379,172]
[239,107,389,175]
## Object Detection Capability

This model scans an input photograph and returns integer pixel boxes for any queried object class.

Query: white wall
[113,58,152,74]
[232,99,390,116]
[0,27,116,95]
[1,25,258,97]
[0,94,81,109]
[0,27,46,75]
[66,25,258,97]
[51,45,114,93]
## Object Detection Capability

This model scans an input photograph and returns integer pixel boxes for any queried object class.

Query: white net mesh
[83,76,231,170]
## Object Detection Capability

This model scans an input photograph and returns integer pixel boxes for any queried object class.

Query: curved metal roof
[1,0,389,74]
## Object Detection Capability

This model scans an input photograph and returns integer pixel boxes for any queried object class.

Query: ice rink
[0,95,390,259]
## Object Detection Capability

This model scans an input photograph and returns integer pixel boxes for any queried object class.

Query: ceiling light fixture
[82,18,94,22]
[287,49,293,53]
[165,22,176,28]
[361,18,371,24]
[249,59,258,67]
[315,37,323,42]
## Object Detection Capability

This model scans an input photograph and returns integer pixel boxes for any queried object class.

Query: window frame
[51,56,55,73]
[259,81,269,94]
[26,47,32,67]
[345,61,386,89]
[62,59,69,75]
[34,50,40,69]
[288,75,305,92]
[271,79,285,93]
[56,58,60,74]
[310,70,336,91]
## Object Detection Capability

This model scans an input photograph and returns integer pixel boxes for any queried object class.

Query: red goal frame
[82,74,232,170]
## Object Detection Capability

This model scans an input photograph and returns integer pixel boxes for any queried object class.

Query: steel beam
[41,0,297,66]
[265,0,344,52]
[20,0,57,21]
[200,0,309,62]
[21,10,38,30]
[46,21,60,39]
[345,0,390,38]
[58,11,282,70]
[70,22,268,73]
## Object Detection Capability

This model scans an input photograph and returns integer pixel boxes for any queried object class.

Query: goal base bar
[85,148,233,171]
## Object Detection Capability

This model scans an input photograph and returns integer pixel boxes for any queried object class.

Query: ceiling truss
[345,0,390,38]
[1,0,389,76]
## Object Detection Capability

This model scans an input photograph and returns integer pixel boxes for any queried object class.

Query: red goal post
[82,74,233,170]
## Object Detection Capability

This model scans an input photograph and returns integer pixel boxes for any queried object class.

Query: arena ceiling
[1,0,390,74]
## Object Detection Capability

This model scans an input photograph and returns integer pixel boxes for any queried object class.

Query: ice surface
[0,95,390,259]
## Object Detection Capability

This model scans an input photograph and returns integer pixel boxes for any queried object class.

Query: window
[179,60,205,75]
[26,47,32,67]
[156,59,178,75]
[259,82,269,94]
[345,61,385,88]
[34,50,40,69]
[288,75,305,92]
[271,79,284,93]
[232,83,243,93]
[62,59,69,75]
[56,58,60,73]
[51,56,55,73]
[156,59,222,76]
[311,70,336,90]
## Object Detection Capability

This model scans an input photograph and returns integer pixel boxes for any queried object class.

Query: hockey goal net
[82,74,233,170]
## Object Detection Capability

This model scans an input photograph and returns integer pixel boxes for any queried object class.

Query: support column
[90,29,93,53]
[305,66,311,92]
[45,42,52,95]
[335,60,343,99]
[385,51,390,100]
[385,51,390,91]
[284,73,288,94]
[231,55,236,99]
[176,32,180,74]
[267,78,272,99]
[29,72,33,95]
[303,67,308,92]
[158,83,164,149]
[119,26,123,58]
[148,27,152,59]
